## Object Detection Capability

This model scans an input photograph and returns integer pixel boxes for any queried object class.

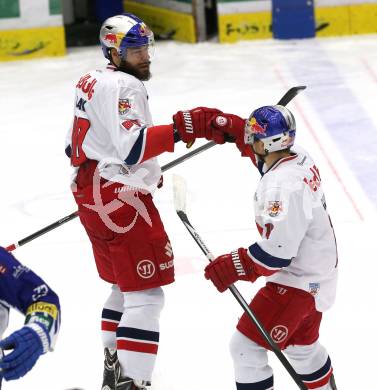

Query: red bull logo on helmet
[249,117,267,136]
[104,33,118,44]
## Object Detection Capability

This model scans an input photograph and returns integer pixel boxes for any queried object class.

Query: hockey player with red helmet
[174,105,338,389]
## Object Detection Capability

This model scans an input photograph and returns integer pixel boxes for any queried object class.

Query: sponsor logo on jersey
[0,264,7,274]
[277,286,287,295]
[160,259,174,271]
[137,260,155,279]
[12,264,30,278]
[182,111,193,133]
[309,282,320,297]
[76,74,97,100]
[165,241,173,257]
[119,99,131,115]
[26,302,59,319]
[270,325,288,343]
[297,155,307,166]
[249,117,267,135]
[85,165,153,234]
[267,201,283,217]
[215,115,228,127]
[303,165,321,192]
[122,119,141,131]
[231,250,246,276]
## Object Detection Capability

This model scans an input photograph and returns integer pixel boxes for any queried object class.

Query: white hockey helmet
[99,13,154,61]
[244,105,296,153]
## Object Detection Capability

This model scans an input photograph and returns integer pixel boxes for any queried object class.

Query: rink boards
[123,0,197,43]
[0,0,66,61]
[217,0,377,42]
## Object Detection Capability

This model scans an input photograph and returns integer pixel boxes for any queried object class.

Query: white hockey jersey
[66,64,161,193]
[247,147,338,312]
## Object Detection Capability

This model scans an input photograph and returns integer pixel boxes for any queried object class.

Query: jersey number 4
[71,116,90,166]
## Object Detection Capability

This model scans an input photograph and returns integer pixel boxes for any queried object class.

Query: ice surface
[1,34,377,389]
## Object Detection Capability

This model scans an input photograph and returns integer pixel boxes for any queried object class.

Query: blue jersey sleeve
[0,247,60,313]
[0,247,60,350]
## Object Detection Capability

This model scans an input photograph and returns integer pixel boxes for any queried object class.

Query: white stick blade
[173,174,187,213]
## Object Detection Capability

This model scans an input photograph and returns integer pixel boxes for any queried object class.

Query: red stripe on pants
[304,368,333,389]
[117,339,158,354]
[101,321,118,332]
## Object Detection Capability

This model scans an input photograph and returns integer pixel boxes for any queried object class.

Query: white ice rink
[1,34,377,389]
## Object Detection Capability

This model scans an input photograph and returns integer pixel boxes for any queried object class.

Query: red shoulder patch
[122,119,141,131]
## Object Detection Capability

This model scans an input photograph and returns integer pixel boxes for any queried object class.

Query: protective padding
[117,287,165,381]
[229,330,273,384]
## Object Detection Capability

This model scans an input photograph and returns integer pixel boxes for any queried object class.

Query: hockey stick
[277,85,306,106]
[5,86,306,252]
[4,141,217,252]
[172,174,307,390]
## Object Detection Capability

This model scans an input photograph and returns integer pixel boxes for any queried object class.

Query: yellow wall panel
[218,12,272,43]
[218,2,377,43]
[315,6,351,37]
[0,26,65,61]
[124,1,196,43]
[349,3,377,35]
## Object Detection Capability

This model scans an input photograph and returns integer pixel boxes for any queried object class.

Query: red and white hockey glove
[173,107,226,145]
[204,248,257,293]
[212,113,247,141]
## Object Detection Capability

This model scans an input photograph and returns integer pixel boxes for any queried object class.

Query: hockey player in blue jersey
[0,246,60,383]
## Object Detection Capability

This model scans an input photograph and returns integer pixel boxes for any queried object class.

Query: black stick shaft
[5,142,217,251]
[5,86,306,251]
[176,210,307,390]
[161,140,216,171]
[5,212,79,251]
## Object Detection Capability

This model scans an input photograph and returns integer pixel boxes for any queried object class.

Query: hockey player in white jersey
[201,106,338,389]
[174,105,338,389]
[65,13,227,390]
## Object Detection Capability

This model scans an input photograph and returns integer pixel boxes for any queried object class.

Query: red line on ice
[273,67,364,221]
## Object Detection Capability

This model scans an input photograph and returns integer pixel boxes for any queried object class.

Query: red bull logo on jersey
[249,117,267,135]
[118,99,131,115]
[267,201,283,217]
